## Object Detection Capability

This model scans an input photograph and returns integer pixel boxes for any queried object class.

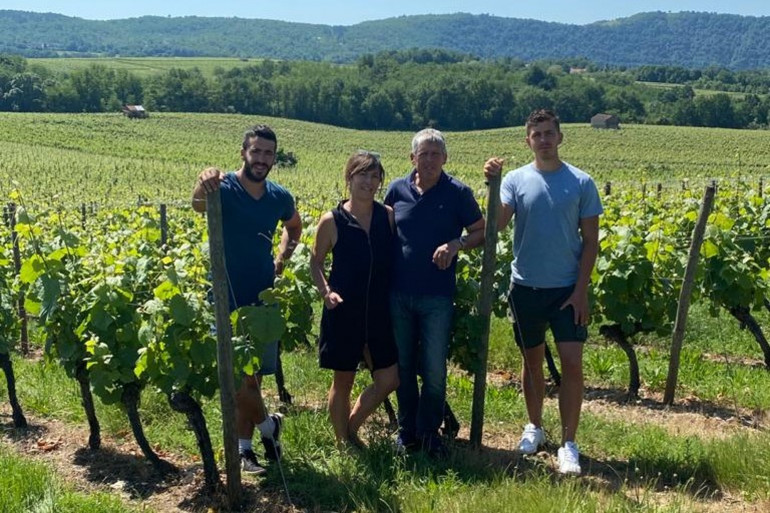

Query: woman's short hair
[345,150,385,184]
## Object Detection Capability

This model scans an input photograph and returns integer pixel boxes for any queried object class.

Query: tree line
[1,51,769,131]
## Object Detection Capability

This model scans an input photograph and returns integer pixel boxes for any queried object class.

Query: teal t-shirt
[500,162,603,288]
[220,172,295,310]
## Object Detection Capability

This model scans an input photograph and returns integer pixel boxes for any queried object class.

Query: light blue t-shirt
[500,161,603,288]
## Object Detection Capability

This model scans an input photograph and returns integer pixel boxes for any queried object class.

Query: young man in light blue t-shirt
[484,109,603,475]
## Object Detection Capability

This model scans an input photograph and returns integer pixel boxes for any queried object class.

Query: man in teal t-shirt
[193,125,302,475]
[484,109,602,476]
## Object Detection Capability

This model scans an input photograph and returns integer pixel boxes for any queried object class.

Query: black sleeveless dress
[318,201,398,371]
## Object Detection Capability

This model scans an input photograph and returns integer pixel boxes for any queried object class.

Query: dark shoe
[347,430,367,450]
[421,433,449,459]
[338,432,367,453]
[240,449,266,475]
[261,413,284,461]
[395,431,418,455]
[441,403,460,440]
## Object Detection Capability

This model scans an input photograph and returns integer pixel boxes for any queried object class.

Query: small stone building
[590,113,620,129]
[122,104,148,119]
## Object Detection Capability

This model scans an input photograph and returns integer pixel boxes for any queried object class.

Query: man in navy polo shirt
[193,124,302,474]
[384,128,484,457]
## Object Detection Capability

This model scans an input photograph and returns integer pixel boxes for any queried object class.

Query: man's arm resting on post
[482,157,514,232]
[191,167,224,213]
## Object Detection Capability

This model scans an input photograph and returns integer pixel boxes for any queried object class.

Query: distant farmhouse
[122,104,148,119]
[591,113,620,129]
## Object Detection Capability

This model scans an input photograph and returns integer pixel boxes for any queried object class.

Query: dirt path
[0,407,299,513]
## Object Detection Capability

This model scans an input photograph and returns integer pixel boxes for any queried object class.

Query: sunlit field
[2,112,770,513]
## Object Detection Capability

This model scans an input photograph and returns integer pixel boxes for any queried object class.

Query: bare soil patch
[0,407,300,513]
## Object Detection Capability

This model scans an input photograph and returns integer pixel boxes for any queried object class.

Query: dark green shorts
[507,283,587,349]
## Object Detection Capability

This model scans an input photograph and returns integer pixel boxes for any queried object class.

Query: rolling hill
[1,10,769,69]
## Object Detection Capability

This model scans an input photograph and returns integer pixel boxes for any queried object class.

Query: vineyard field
[1,112,770,513]
[29,57,264,78]
[1,112,770,208]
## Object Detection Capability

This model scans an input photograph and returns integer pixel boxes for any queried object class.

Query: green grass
[0,445,137,513]
[4,331,770,511]
[636,81,751,99]
[29,57,263,78]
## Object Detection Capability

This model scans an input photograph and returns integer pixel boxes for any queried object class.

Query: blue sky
[2,1,769,25]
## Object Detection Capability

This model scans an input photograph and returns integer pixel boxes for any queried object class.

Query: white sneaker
[558,441,581,475]
[517,423,545,454]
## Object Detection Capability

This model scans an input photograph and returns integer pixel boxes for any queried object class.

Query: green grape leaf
[231,305,285,344]
[169,294,195,327]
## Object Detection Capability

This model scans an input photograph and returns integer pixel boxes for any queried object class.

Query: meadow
[29,57,263,78]
[1,112,770,513]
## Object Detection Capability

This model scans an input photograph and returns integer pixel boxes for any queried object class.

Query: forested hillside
[2,51,769,130]
[1,10,770,69]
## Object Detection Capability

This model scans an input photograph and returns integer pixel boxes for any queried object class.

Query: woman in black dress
[310,151,399,448]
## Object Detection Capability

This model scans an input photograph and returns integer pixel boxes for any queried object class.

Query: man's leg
[256,340,283,460]
[236,374,268,473]
[391,293,418,447]
[415,295,453,444]
[236,374,266,440]
[556,341,583,475]
[509,285,549,454]
[520,344,546,428]
[556,342,583,444]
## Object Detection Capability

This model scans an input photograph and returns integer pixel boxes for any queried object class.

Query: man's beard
[243,162,271,183]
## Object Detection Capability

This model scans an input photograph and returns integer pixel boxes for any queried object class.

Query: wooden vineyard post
[604,181,611,196]
[664,184,715,405]
[7,202,28,355]
[205,189,241,506]
[470,172,501,448]
[159,204,168,248]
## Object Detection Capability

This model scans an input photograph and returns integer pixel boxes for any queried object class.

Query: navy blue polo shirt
[219,172,295,310]
[384,170,482,297]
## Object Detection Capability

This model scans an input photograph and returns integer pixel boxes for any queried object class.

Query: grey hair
[411,128,447,155]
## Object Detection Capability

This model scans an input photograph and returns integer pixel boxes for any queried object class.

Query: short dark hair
[242,124,277,150]
[526,109,560,134]
[345,150,385,184]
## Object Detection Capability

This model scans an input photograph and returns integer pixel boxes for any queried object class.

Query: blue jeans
[390,292,454,440]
